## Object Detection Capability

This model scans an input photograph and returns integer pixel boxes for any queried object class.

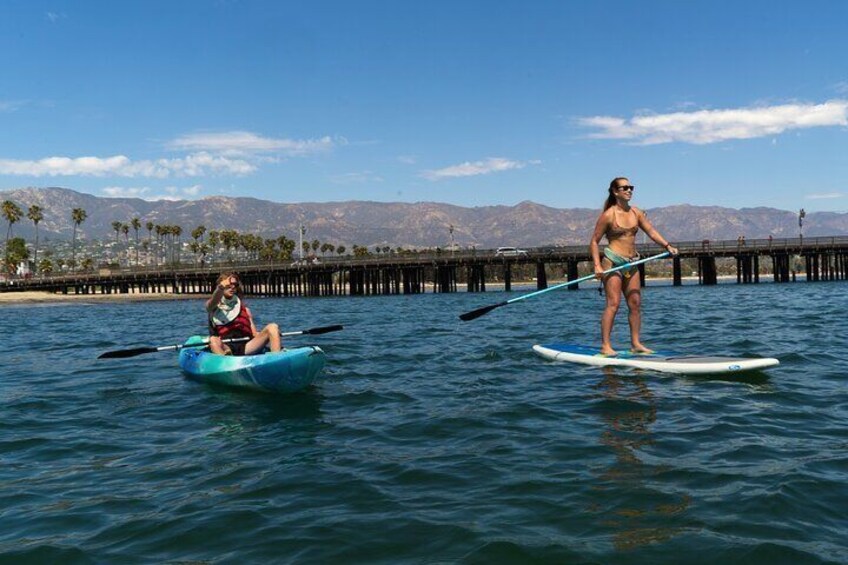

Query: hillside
[1,187,842,249]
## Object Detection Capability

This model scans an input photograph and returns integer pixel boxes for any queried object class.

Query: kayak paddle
[97,324,344,359]
[458,252,670,321]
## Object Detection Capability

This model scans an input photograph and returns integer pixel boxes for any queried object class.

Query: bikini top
[607,208,639,238]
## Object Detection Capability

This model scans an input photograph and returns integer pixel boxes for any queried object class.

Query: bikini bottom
[603,248,639,279]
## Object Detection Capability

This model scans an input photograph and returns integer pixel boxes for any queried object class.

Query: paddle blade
[459,301,508,322]
[98,346,158,359]
[303,324,344,335]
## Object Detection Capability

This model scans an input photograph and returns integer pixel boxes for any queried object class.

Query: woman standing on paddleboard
[589,177,678,356]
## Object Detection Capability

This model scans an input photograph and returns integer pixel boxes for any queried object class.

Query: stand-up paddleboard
[533,343,779,375]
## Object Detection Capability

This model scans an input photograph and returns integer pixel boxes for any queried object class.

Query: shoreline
[0,291,201,305]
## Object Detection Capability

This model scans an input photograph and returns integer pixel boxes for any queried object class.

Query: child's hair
[216,272,241,292]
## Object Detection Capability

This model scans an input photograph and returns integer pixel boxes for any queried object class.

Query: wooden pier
[3,236,847,298]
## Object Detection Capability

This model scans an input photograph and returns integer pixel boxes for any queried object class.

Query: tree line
[2,201,430,275]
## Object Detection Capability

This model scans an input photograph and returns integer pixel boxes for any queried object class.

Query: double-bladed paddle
[97,324,344,359]
[458,252,670,321]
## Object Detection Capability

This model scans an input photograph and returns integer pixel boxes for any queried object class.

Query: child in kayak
[206,272,282,355]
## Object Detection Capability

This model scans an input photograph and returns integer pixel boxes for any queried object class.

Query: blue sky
[1,0,847,212]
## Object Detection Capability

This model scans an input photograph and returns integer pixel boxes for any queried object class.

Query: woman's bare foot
[630,343,654,354]
[600,345,617,356]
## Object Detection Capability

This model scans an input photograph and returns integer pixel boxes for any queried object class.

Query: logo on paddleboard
[728,364,742,371]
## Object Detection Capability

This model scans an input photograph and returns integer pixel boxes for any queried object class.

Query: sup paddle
[97,324,344,359]
[458,252,670,321]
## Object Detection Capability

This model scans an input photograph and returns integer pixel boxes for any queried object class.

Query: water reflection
[196,385,325,444]
[591,368,690,551]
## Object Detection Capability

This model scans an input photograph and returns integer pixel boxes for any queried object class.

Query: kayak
[533,343,779,375]
[178,335,326,392]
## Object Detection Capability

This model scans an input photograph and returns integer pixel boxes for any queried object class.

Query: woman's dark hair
[604,177,628,210]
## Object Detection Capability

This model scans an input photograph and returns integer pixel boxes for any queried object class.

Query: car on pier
[495,246,529,257]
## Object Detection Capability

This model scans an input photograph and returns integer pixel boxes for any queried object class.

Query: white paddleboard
[533,343,779,375]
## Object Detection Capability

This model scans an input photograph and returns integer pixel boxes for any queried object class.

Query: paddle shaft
[459,251,670,321]
[98,324,344,359]
[504,251,670,306]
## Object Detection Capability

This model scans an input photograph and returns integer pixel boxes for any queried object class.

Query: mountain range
[1,187,844,249]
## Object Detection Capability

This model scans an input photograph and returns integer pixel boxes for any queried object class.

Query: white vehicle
[495,246,528,257]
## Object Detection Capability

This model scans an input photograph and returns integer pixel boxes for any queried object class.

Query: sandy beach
[0,290,201,305]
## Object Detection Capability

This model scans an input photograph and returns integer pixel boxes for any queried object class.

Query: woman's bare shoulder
[597,207,615,221]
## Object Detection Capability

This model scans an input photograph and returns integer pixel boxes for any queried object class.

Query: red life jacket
[209,296,253,338]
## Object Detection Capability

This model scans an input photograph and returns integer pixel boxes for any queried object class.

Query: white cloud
[0,100,26,112]
[0,129,339,181]
[102,184,203,201]
[806,192,845,200]
[0,152,254,177]
[578,100,848,145]
[329,171,384,184]
[167,131,337,156]
[102,186,150,198]
[422,157,532,181]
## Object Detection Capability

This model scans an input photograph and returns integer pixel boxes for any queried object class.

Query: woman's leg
[601,274,622,355]
[244,323,282,355]
[624,271,652,353]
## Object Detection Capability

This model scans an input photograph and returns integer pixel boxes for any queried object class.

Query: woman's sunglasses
[615,185,635,192]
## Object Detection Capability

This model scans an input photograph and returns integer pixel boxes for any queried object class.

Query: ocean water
[1,282,846,564]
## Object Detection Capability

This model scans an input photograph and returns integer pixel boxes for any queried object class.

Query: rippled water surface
[2,282,847,564]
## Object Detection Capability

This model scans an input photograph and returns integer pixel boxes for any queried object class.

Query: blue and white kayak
[533,343,779,375]
[178,335,326,392]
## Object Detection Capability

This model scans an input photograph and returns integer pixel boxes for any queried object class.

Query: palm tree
[191,225,206,243]
[27,205,44,270]
[71,208,87,272]
[191,226,207,265]
[2,200,23,256]
[131,217,141,267]
[111,221,124,266]
[39,257,53,275]
[208,230,220,260]
[121,224,130,266]
[145,221,154,260]
[221,230,238,262]
[276,235,295,260]
[336,245,346,257]
[154,225,164,266]
[172,225,182,264]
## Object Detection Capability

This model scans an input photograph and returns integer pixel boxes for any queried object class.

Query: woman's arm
[637,209,678,254]
[589,210,611,277]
